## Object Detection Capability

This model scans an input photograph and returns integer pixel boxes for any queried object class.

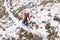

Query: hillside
[0,0,60,40]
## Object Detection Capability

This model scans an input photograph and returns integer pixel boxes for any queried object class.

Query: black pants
[22,18,28,26]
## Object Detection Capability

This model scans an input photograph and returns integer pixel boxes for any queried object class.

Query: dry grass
[18,28,42,40]
[45,23,59,40]
[40,0,56,5]
[0,6,8,18]
[53,16,60,22]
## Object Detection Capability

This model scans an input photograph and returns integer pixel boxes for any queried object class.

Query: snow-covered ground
[0,0,60,40]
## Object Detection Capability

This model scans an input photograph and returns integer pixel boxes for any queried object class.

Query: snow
[0,0,60,40]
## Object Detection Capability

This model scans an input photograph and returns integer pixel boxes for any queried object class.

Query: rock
[27,33,33,39]
[40,9,44,11]
[12,38,15,40]
[0,25,2,28]
[33,16,35,18]
[19,34,23,38]
[0,34,2,36]
[35,24,39,29]
[6,38,10,40]
[53,16,60,22]
[24,32,27,37]
[32,22,36,24]
[42,21,46,23]
[45,23,51,29]
[33,35,42,40]
[2,28,5,31]
[20,28,25,32]
[2,37,6,40]
[48,13,52,17]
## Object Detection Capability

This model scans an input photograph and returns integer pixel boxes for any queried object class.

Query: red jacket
[23,13,29,19]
